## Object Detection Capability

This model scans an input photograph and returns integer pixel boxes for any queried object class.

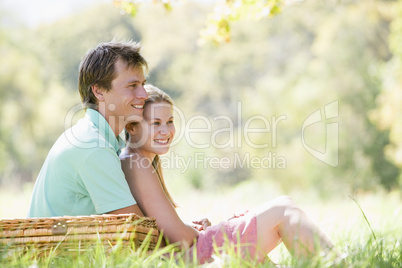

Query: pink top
[189,212,258,264]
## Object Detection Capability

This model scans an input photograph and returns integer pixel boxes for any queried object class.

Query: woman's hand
[191,218,211,231]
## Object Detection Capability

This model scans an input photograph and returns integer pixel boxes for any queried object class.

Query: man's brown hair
[78,40,148,110]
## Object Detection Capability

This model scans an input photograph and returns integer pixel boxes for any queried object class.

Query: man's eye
[152,122,160,126]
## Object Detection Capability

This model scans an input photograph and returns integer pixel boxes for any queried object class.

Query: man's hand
[191,218,211,231]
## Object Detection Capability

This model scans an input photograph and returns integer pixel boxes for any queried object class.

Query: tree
[1,0,399,194]
[114,0,400,192]
[371,0,402,188]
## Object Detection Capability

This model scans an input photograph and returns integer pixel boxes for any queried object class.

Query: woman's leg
[251,195,334,259]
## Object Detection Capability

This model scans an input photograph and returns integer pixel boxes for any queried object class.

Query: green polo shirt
[28,108,136,217]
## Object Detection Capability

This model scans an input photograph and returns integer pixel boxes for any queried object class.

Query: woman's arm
[121,157,199,249]
[106,204,144,216]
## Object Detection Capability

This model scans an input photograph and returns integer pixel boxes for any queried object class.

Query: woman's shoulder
[120,151,154,176]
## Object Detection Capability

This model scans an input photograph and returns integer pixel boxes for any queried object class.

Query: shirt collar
[85,108,126,154]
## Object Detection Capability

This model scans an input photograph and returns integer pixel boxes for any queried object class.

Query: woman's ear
[92,84,105,101]
[125,123,136,135]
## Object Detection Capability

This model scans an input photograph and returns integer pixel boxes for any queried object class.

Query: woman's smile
[154,138,170,145]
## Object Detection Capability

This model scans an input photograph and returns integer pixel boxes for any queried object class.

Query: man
[28,40,147,217]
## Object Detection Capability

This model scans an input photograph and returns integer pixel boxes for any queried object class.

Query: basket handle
[51,221,67,235]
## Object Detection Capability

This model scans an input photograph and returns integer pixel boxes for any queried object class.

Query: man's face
[102,59,147,125]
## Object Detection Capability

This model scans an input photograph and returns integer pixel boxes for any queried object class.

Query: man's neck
[97,102,122,138]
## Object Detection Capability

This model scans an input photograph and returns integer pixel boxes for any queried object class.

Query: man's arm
[80,148,140,215]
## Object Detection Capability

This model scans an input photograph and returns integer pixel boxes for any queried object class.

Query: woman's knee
[270,195,308,225]
[255,195,299,222]
[255,195,303,223]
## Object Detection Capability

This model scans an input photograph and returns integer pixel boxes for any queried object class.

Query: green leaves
[370,0,402,174]
[116,0,286,45]
[114,0,140,17]
[114,0,173,17]
[200,0,284,44]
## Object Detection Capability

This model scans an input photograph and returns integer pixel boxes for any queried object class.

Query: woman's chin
[154,147,170,155]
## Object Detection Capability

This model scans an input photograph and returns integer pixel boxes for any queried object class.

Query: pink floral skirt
[188,212,258,264]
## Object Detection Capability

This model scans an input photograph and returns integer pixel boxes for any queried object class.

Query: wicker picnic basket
[0,213,159,253]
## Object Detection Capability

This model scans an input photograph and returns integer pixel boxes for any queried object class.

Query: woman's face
[131,101,175,158]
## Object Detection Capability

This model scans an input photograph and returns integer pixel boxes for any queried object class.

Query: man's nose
[137,86,148,99]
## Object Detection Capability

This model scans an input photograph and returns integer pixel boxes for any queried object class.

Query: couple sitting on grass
[28,40,337,264]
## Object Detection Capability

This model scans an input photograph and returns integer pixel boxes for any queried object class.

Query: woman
[120,85,336,264]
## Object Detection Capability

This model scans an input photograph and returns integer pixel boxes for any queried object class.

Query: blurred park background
[0,0,401,247]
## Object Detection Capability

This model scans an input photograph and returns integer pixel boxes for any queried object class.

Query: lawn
[0,180,401,267]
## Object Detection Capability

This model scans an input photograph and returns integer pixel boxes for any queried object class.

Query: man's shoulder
[49,118,113,161]
[60,117,111,148]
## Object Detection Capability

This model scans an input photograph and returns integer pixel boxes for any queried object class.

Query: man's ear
[92,84,105,101]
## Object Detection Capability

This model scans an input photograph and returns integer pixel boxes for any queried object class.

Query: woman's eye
[152,122,160,126]
[167,120,174,124]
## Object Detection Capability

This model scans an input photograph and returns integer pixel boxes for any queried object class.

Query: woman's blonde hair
[125,84,177,207]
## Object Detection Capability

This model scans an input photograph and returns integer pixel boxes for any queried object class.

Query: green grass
[1,181,401,267]
[1,231,401,267]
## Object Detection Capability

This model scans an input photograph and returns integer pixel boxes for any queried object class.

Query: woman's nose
[159,125,169,135]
